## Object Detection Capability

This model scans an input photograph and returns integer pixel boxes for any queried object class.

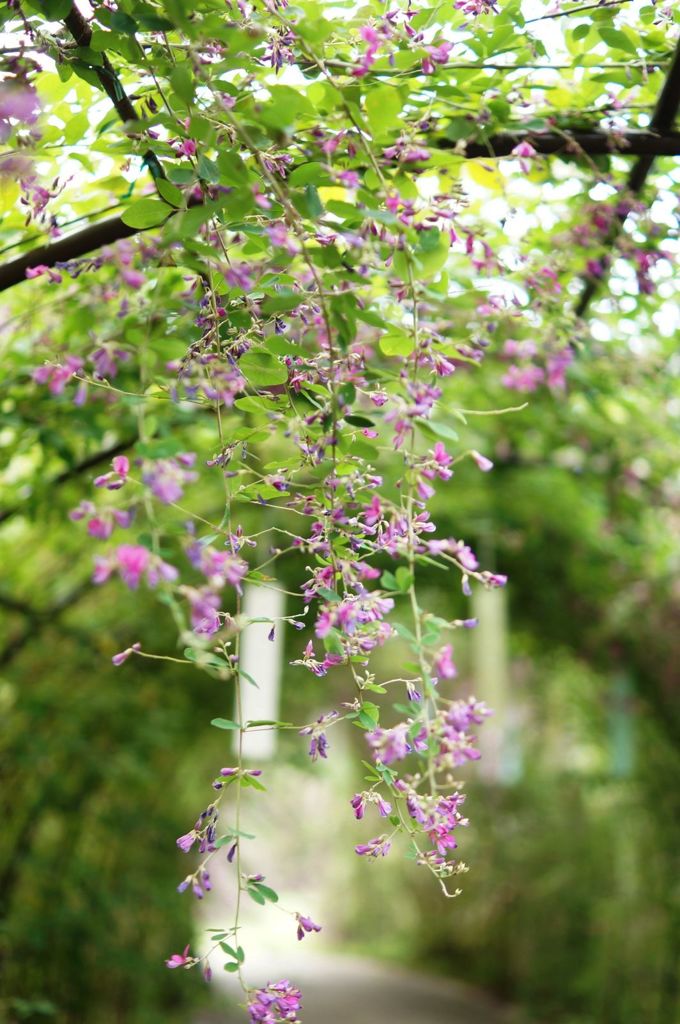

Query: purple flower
[296,913,322,940]
[225,264,254,291]
[355,835,392,858]
[367,723,426,764]
[247,980,302,1024]
[176,831,197,853]
[350,793,366,819]
[308,732,329,760]
[377,797,392,817]
[143,454,198,504]
[187,588,221,635]
[0,81,40,126]
[112,641,141,666]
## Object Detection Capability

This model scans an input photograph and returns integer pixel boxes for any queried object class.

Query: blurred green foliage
[0,601,212,1024]
[2,326,679,1023]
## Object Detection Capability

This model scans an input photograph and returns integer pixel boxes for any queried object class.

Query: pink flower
[165,945,192,969]
[87,517,113,539]
[546,347,573,391]
[501,364,545,392]
[112,642,142,666]
[434,643,457,679]
[32,357,83,395]
[423,442,453,481]
[422,41,454,73]
[25,264,62,283]
[93,545,177,590]
[470,450,493,472]
[117,545,150,588]
[253,186,272,209]
[120,267,146,288]
[511,140,537,174]
[94,455,130,490]
[336,169,360,188]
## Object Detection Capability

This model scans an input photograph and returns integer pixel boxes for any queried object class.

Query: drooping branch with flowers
[2,0,678,1021]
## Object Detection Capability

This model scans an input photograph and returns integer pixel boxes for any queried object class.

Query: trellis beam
[2,129,680,295]
[575,39,680,316]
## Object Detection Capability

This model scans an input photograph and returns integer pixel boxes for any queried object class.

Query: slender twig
[526,0,632,23]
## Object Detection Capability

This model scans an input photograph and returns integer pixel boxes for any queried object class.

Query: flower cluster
[247,981,302,1023]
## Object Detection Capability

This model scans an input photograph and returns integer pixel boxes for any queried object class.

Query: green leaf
[379,329,414,357]
[260,292,303,314]
[136,438,185,458]
[216,150,250,185]
[121,199,172,229]
[224,961,240,973]
[598,27,638,55]
[322,628,344,656]
[418,419,459,443]
[185,648,230,670]
[210,718,241,730]
[170,64,195,105]
[247,888,266,905]
[288,162,330,187]
[110,10,138,33]
[240,774,266,791]
[357,709,379,729]
[365,84,403,139]
[250,882,279,903]
[155,178,184,208]
[345,414,375,428]
[197,155,220,183]
[395,567,414,591]
[245,719,294,728]
[394,241,450,281]
[239,352,289,388]
[302,184,324,220]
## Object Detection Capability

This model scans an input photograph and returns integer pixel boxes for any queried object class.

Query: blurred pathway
[193,950,514,1024]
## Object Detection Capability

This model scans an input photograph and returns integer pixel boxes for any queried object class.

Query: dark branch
[2,129,680,294]
[0,580,93,668]
[0,215,141,292]
[575,40,680,317]
[437,129,680,159]
[63,1,165,181]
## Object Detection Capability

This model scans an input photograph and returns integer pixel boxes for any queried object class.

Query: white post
[234,583,285,761]
[471,586,515,781]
